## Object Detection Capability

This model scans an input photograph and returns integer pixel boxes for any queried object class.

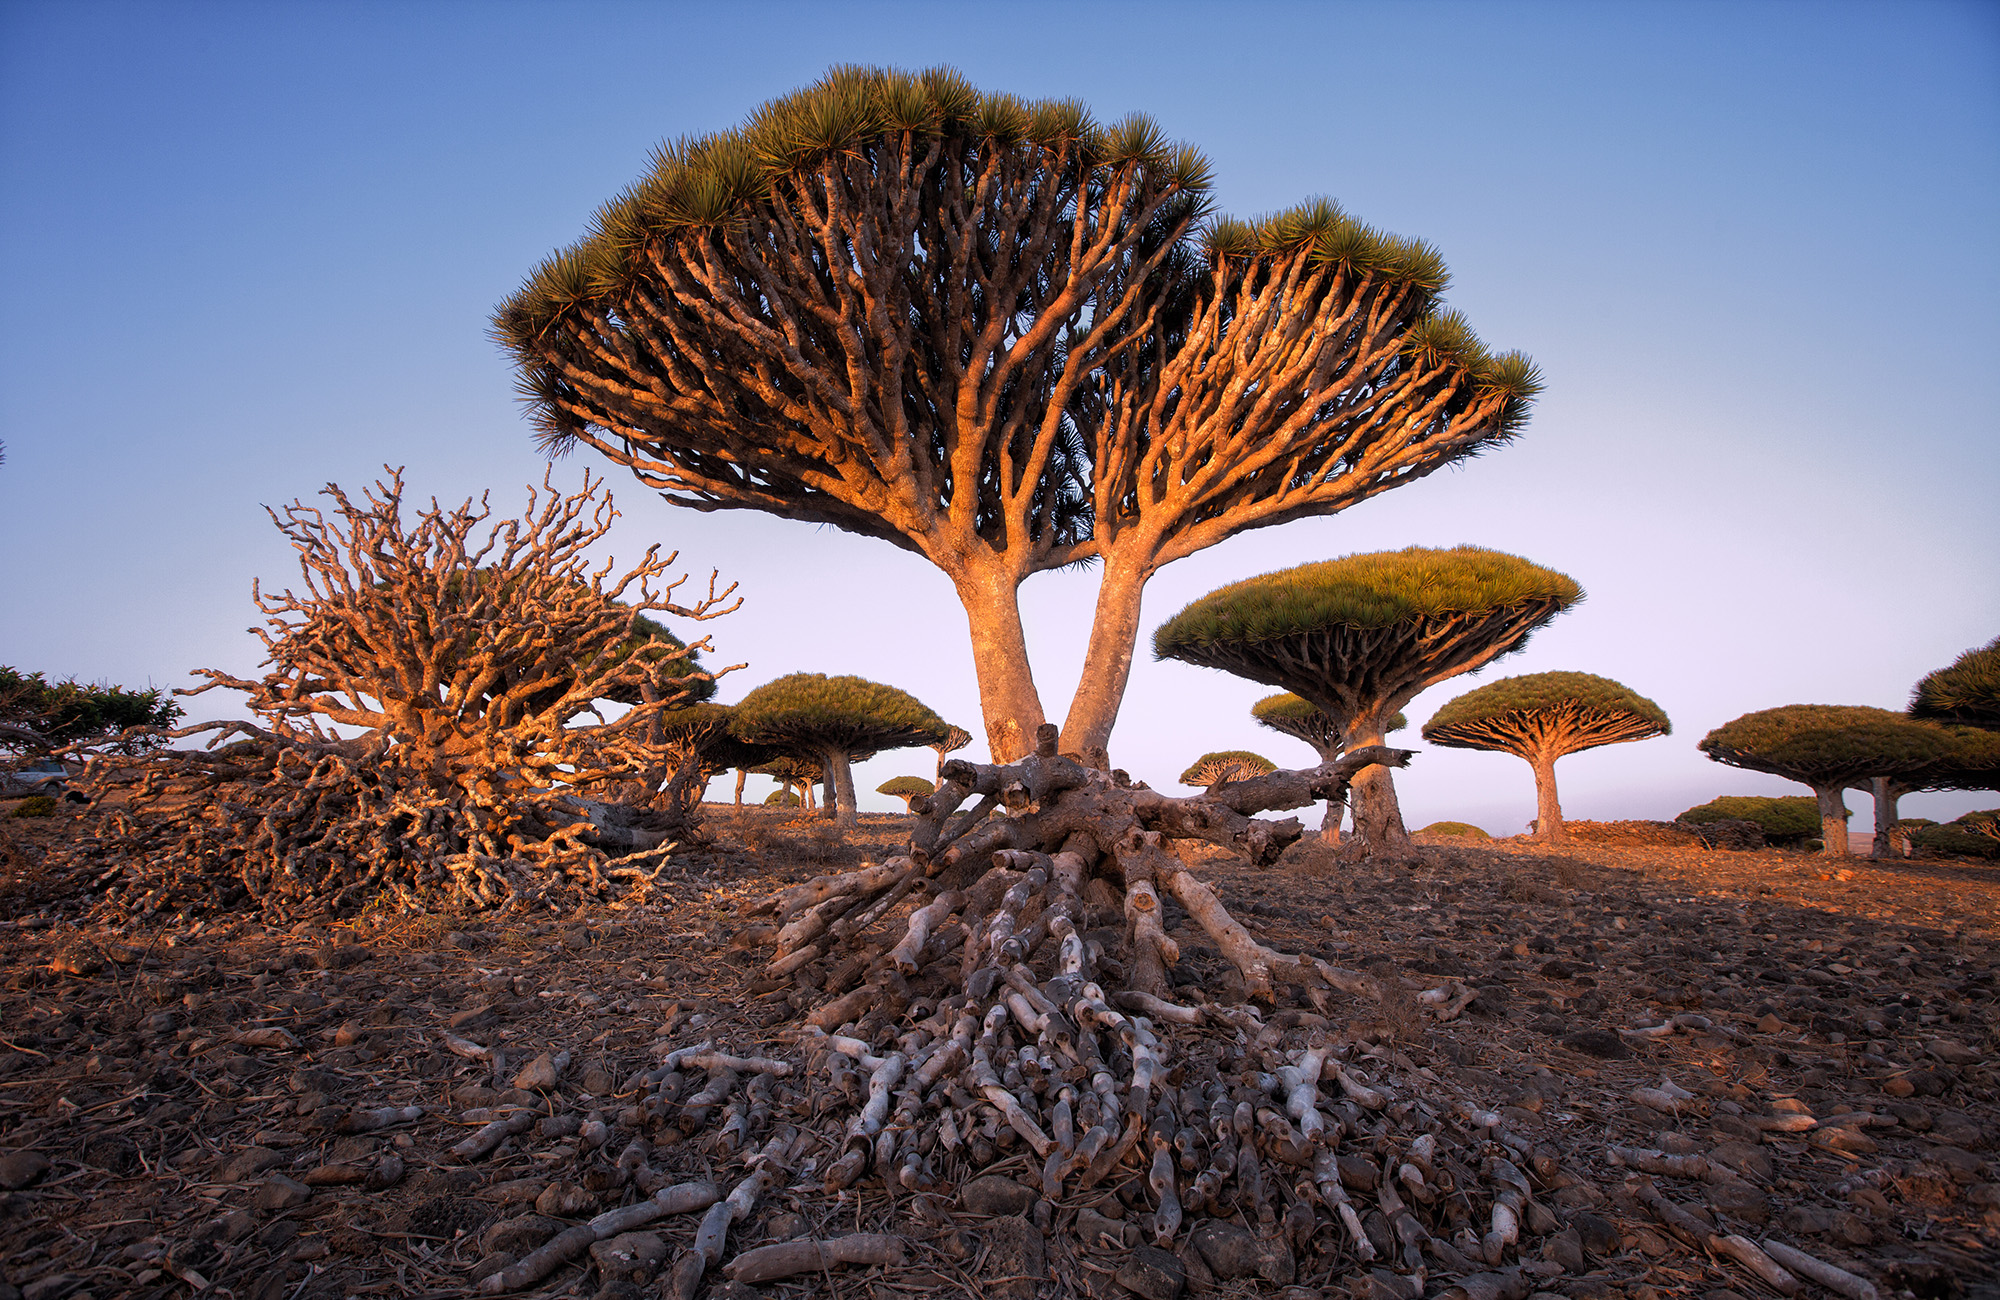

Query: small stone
[1755,1013,1787,1034]
[468,1251,515,1284]
[1569,1210,1621,1257]
[513,1053,563,1091]
[590,1230,670,1282]
[1115,1245,1185,1300]
[482,1213,560,1257]
[1710,1142,1774,1181]
[217,1146,286,1183]
[1541,1227,1585,1274]
[487,1177,548,1205]
[1927,1039,1981,1066]
[0,1150,51,1190]
[1828,1210,1874,1246]
[1076,1207,1124,1250]
[540,1113,582,1140]
[535,1181,597,1216]
[581,1067,616,1096]
[1779,1204,1832,1235]
[1190,1218,1294,1284]
[1560,1030,1632,1060]
[1706,1180,1770,1225]
[1883,1075,1917,1098]
[762,1210,807,1240]
[959,1174,1036,1217]
[301,1163,367,1186]
[251,1174,312,1211]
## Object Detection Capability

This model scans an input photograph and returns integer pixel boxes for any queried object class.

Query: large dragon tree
[730,674,953,829]
[1699,705,1962,857]
[1910,636,2000,730]
[1252,694,1405,835]
[1155,547,1581,858]
[1421,671,1669,844]
[496,65,1538,764]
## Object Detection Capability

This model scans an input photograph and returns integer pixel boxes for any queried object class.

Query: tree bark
[1314,743,1342,839]
[825,745,859,831]
[1869,777,1908,859]
[733,768,747,808]
[1343,711,1411,859]
[1529,750,1565,844]
[1059,553,1153,769]
[1813,783,1851,857]
[956,569,1047,764]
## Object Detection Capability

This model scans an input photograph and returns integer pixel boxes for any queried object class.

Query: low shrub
[10,796,56,818]
[1676,795,1822,845]
[1912,809,2000,860]
[763,789,802,807]
[1418,821,1490,840]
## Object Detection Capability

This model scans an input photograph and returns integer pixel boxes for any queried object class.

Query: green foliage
[1424,672,1668,738]
[1253,694,1404,736]
[1699,705,1960,786]
[877,776,936,799]
[1911,809,2000,859]
[763,789,802,808]
[732,674,951,759]
[1675,795,1824,844]
[1910,636,2000,730]
[1417,821,1489,839]
[499,65,1210,348]
[10,795,56,818]
[0,666,183,752]
[1178,751,1276,786]
[1153,547,1583,652]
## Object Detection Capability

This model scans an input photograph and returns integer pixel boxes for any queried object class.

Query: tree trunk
[1869,777,1907,859]
[1342,712,1411,859]
[802,779,815,811]
[733,768,747,809]
[1059,553,1153,770]
[1529,750,1565,844]
[1315,744,1342,840]
[1813,783,1850,857]
[956,569,1047,764]
[825,745,858,831]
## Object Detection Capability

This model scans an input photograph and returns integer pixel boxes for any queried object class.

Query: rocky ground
[0,801,1994,1300]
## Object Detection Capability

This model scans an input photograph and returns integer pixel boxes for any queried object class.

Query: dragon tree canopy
[1910,636,2000,730]
[731,672,952,828]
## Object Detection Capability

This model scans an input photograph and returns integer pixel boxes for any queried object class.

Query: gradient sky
[3,1,1996,833]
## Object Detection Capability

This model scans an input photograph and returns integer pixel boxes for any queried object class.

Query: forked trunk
[1530,751,1565,844]
[956,569,1047,764]
[1343,712,1411,859]
[1869,777,1907,859]
[824,745,859,831]
[1059,553,1152,770]
[1813,783,1851,857]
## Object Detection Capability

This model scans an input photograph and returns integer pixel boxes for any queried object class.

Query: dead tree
[68,469,741,920]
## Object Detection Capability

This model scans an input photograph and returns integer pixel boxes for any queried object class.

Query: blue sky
[3,0,1996,832]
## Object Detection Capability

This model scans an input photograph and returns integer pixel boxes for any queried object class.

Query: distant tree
[1855,724,2000,857]
[1421,671,1669,844]
[877,775,936,812]
[763,788,802,808]
[1155,547,1581,858]
[0,665,183,754]
[1698,705,1961,857]
[753,755,822,811]
[1911,808,2000,859]
[1675,795,1823,845]
[928,724,976,776]
[1910,636,2000,731]
[1178,750,1277,788]
[731,674,952,829]
[1417,821,1490,840]
[496,67,1540,765]
[1251,694,1405,835]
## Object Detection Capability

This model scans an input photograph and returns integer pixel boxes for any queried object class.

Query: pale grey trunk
[1869,777,1907,859]
[825,744,859,831]
[1343,711,1411,859]
[733,767,747,809]
[1813,784,1851,857]
[956,569,1047,763]
[1530,750,1565,844]
[1059,554,1152,770]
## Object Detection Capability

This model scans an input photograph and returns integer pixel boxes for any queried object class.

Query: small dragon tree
[77,469,740,919]
[929,725,974,781]
[0,666,183,755]
[1856,725,2000,857]
[1155,547,1581,858]
[653,702,777,815]
[1910,636,2000,730]
[1178,750,1277,788]
[876,775,936,812]
[1252,694,1405,834]
[754,755,823,810]
[1421,671,1670,844]
[1698,705,1961,857]
[731,675,953,830]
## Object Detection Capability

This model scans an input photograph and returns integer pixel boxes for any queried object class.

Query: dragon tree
[1420,671,1669,844]
[876,775,936,812]
[495,65,1539,764]
[730,674,952,829]
[1854,724,2000,857]
[1178,750,1277,788]
[1253,694,1405,834]
[1698,705,1962,857]
[1155,547,1581,857]
[1910,636,2000,730]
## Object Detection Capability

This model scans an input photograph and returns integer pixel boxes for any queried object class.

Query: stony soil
[0,803,1994,1300]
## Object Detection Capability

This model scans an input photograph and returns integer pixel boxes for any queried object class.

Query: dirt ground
[0,801,1993,1300]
